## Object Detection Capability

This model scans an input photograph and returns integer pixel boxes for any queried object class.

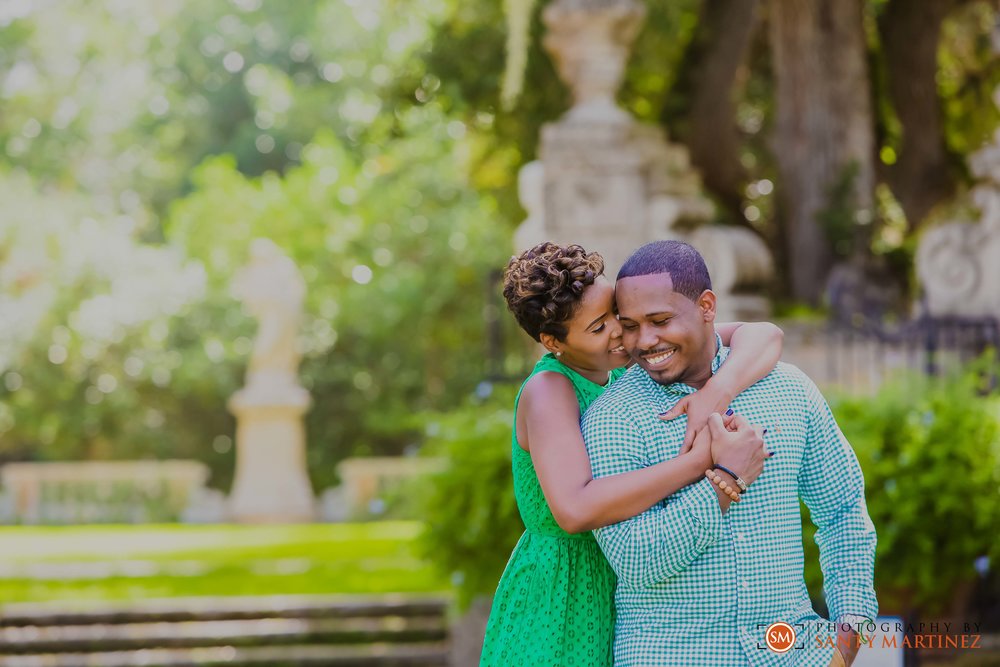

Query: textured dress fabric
[479,354,625,667]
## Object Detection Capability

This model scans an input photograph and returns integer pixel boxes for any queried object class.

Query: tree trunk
[662,0,761,221]
[770,0,877,304]
[879,0,966,231]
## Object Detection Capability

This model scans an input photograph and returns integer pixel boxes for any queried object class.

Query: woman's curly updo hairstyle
[502,242,606,342]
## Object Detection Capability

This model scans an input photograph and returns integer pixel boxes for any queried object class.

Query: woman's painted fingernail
[762,428,768,435]
[725,408,734,416]
[768,451,776,458]
[658,411,670,418]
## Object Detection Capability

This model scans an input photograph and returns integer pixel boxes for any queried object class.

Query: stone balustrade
[328,457,448,521]
[0,460,210,524]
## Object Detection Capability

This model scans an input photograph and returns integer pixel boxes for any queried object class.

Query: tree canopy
[0,0,997,484]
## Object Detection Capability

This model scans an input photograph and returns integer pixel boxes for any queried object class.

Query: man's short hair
[616,241,712,301]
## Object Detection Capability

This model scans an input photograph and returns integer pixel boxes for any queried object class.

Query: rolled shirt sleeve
[582,401,722,588]
[797,373,879,621]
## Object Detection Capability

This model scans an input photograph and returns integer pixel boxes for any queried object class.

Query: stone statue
[228,239,315,523]
[231,238,307,395]
[916,58,1000,319]
[542,0,646,125]
[526,0,772,320]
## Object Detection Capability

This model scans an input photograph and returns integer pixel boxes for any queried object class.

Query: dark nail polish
[725,408,734,416]
[762,428,768,435]
[768,451,775,458]
[658,411,670,418]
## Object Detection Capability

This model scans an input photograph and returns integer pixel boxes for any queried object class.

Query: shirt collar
[650,332,729,396]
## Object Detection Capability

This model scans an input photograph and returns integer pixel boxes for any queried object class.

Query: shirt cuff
[677,477,723,551]
[828,592,879,625]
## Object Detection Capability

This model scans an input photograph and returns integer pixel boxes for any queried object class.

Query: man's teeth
[645,350,675,364]
[611,346,625,353]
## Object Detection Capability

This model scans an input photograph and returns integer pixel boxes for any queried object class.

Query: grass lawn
[0,522,449,606]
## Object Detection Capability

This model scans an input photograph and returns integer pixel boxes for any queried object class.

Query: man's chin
[649,371,682,385]
[639,364,682,385]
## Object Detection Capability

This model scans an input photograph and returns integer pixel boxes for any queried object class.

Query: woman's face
[547,277,629,374]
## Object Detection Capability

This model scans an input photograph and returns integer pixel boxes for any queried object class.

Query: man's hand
[707,413,767,487]
[836,626,862,666]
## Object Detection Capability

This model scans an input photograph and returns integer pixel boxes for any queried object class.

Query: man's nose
[637,324,659,351]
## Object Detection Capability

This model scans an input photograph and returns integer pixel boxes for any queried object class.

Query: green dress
[480,354,625,667]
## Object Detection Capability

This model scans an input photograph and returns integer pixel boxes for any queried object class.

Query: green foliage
[0,172,239,476]
[417,383,524,608]
[166,116,510,490]
[805,364,1000,615]
[0,0,457,219]
[817,162,864,259]
[936,3,1000,162]
[0,1,512,492]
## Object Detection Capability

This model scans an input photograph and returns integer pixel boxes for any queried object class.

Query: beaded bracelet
[713,464,748,492]
[705,469,741,502]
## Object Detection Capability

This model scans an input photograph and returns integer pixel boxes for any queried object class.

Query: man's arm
[797,374,878,623]
[582,400,723,588]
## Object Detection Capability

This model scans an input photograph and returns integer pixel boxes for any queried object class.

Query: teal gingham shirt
[582,339,877,666]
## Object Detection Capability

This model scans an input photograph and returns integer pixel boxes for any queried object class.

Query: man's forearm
[596,479,722,587]
[817,498,878,621]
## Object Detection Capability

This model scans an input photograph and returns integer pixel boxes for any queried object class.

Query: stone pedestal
[228,387,315,523]
[513,0,772,319]
[539,121,652,274]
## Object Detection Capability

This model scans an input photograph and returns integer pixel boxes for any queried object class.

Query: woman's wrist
[704,374,737,406]
[679,449,710,484]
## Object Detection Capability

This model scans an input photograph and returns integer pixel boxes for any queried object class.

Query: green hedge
[418,383,522,608]
[817,364,1000,615]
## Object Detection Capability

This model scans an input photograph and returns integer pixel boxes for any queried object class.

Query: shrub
[417,383,524,608]
[813,362,1000,616]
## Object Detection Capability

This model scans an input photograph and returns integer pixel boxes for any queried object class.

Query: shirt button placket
[733,527,754,634]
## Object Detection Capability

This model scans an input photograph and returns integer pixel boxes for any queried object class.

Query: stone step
[0,596,448,628]
[0,642,449,667]
[0,616,447,654]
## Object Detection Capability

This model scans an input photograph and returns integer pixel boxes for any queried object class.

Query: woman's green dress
[480,354,626,667]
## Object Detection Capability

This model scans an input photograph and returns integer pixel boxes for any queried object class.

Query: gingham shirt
[582,339,877,666]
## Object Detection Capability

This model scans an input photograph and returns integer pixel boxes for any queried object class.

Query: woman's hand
[659,379,736,453]
[685,420,714,475]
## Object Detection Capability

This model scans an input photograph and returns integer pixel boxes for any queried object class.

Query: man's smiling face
[614,272,718,388]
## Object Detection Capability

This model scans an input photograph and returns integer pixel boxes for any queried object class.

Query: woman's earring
[555,351,562,358]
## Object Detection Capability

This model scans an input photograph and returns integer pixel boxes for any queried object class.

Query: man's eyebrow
[619,311,673,321]
[586,312,609,330]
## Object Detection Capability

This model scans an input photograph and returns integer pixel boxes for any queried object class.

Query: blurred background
[0,0,998,665]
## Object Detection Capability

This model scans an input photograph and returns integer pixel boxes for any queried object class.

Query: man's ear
[539,332,561,355]
[698,290,717,322]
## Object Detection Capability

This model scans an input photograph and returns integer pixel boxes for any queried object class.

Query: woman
[480,242,780,666]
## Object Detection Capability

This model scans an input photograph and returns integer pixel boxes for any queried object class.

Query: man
[582,241,877,666]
